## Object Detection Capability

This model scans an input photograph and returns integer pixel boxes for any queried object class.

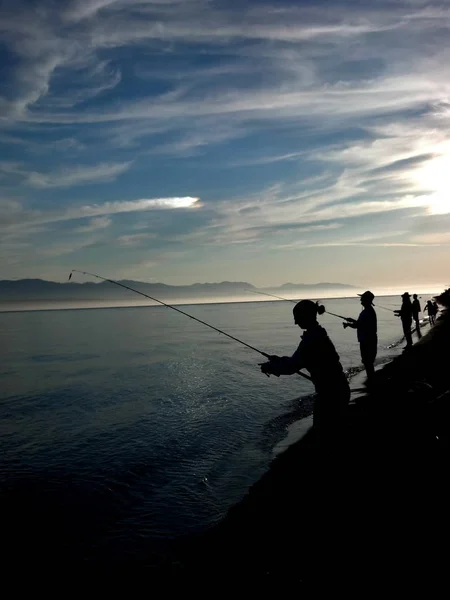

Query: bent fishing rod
[69,269,312,382]
[246,288,350,321]
[249,288,398,317]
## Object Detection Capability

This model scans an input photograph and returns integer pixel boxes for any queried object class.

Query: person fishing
[259,300,350,449]
[343,291,377,381]
[424,300,436,326]
[412,294,422,339]
[394,292,413,350]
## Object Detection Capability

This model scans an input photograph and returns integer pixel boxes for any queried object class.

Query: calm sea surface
[0,296,427,565]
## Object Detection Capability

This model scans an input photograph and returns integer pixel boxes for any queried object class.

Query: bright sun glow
[415,153,450,215]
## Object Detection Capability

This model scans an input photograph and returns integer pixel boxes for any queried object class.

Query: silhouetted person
[432,301,439,321]
[412,294,422,339]
[260,300,350,449]
[394,292,413,350]
[343,290,377,381]
[424,300,436,326]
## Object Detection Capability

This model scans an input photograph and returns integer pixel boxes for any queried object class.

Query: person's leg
[364,361,375,379]
[406,329,413,346]
[360,341,376,380]
[403,320,413,348]
[415,317,422,338]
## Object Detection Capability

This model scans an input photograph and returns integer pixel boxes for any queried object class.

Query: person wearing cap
[343,291,377,381]
[260,300,350,449]
[412,294,422,339]
[394,293,413,349]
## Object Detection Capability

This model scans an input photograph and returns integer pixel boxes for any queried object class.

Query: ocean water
[0,296,427,565]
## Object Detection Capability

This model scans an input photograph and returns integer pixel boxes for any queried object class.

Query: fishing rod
[246,288,298,304]
[246,288,350,321]
[69,270,312,382]
[251,288,397,317]
[375,303,396,313]
[245,287,418,395]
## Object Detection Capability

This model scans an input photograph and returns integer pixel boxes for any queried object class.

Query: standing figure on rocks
[343,290,378,381]
[412,294,422,339]
[425,300,436,326]
[259,300,350,449]
[432,301,439,322]
[394,293,413,350]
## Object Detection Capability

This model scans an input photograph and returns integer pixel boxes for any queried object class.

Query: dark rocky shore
[173,289,450,587]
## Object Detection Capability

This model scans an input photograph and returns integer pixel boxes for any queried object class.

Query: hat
[357,290,375,303]
[401,292,411,298]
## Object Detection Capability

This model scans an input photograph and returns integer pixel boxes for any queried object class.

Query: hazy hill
[0,279,357,303]
[267,282,357,291]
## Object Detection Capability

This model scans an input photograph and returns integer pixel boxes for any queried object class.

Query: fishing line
[374,304,396,313]
[246,288,418,392]
[69,270,312,382]
[246,288,350,320]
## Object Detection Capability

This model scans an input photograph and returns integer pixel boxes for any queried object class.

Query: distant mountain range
[0,278,357,303]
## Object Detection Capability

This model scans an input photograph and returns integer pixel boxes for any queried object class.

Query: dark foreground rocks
[175,304,450,588]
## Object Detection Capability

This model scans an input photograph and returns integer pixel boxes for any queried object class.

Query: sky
[1,0,450,289]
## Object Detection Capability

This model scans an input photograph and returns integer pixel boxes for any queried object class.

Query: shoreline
[171,297,450,585]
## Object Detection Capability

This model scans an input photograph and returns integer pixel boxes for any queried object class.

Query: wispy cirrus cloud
[75,216,112,232]
[27,162,132,188]
[6,196,199,227]
[1,0,447,126]
[0,160,132,188]
[117,232,157,246]
[74,196,200,218]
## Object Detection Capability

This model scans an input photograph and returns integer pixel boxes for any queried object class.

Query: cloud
[0,133,85,155]
[156,123,247,155]
[117,232,157,246]
[39,237,101,257]
[72,196,200,219]
[0,197,38,227]
[75,216,112,232]
[308,242,432,247]
[41,60,122,109]
[245,222,342,235]
[15,76,442,125]
[411,232,450,245]
[62,0,121,23]
[0,160,132,188]
[2,0,450,283]
[367,153,436,176]
[1,196,200,231]
[1,0,447,128]
[26,162,132,188]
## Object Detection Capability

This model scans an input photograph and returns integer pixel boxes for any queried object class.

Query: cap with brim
[357,290,375,303]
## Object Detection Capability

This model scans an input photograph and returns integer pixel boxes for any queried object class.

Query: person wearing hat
[343,291,377,381]
[260,300,350,449]
[394,293,413,349]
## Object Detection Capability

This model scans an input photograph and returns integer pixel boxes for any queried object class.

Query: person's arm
[343,315,357,329]
[260,341,306,376]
